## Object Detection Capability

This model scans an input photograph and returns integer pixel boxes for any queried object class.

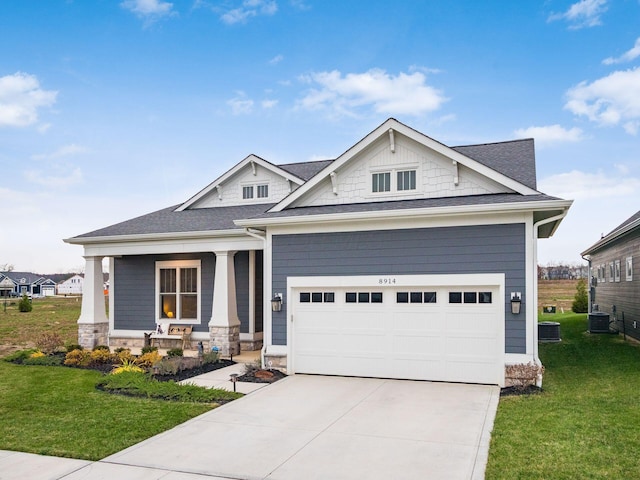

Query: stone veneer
[209,325,241,356]
[78,322,109,349]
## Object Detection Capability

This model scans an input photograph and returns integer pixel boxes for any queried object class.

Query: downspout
[244,228,267,368]
[532,210,569,366]
[581,253,592,314]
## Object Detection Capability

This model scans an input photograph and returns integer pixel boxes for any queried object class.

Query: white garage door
[289,275,504,385]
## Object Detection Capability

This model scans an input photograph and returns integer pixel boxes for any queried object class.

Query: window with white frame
[397,170,416,191]
[372,172,391,192]
[156,260,201,323]
[242,186,254,199]
[609,262,615,282]
[615,259,621,282]
[626,257,633,281]
[257,184,269,198]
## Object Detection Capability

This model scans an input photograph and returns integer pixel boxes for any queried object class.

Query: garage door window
[346,292,382,303]
[299,292,335,303]
[397,291,438,303]
[450,291,493,304]
[449,292,462,303]
[479,292,492,303]
[464,292,477,303]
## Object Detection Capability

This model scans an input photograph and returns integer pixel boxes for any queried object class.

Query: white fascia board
[64,228,248,245]
[270,118,539,213]
[238,199,573,230]
[177,155,305,212]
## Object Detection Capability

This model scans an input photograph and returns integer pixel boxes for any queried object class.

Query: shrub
[64,349,90,367]
[18,294,32,312]
[202,350,219,365]
[3,349,38,363]
[93,345,110,352]
[111,358,145,375]
[35,332,64,355]
[66,344,83,353]
[572,278,589,313]
[22,354,63,366]
[141,345,158,355]
[114,348,134,364]
[153,358,181,376]
[166,348,183,358]
[89,348,114,365]
[137,350,161,368]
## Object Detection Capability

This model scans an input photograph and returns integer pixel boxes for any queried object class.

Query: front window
[257,184,269,198]
[157,260,201,323]
[242,186,254,199]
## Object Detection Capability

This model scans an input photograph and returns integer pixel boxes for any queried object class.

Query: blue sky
[1,0,639,273]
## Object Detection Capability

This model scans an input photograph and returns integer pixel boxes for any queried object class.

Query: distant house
[582,210,640,341]
[0,272,59,297]
[65,118,572,387]
[57,274,84,295]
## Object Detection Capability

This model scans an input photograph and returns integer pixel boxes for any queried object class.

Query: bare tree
[0,263,14,272]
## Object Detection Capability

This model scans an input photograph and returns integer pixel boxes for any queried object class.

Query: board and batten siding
[271,223,527,353]
[113,253,215,333]
[234,251,250,334]
[589,231,640,342]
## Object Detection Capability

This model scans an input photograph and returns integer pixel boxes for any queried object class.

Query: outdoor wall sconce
[271,294,283,312]
[511,292,522,315]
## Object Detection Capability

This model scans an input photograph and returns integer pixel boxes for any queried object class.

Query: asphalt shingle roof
[277,160,334,181]
[73,203,277,239]
[452,139,537,190]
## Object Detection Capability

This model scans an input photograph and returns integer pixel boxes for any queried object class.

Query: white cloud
[220,0,277,24]
[0,72,57,128]
[564,67,640,134]
[31,144,88,161]
[261,99,278,109]
[24,167,83,189]
[297,68,447,117]
[227,92,254,114]
[514,124,584,146]
[539,169,640,200]
[603,37,640,65]
[548,0,607,29]
[268,54,284,65]
[120,0,175,23]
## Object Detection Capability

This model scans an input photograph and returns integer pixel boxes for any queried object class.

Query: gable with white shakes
[178,154,305,210]
[270,118,539,213]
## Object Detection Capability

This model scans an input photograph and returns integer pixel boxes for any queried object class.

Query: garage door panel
[292,280,503,385]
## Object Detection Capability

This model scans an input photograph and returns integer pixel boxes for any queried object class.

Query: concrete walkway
[0,374,499,480]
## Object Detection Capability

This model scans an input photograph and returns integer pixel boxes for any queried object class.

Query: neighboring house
[57,274,84,295]
[65,118,572,386]
[581,210,640,341]
[0,272,57,297]
[0,274,15,297]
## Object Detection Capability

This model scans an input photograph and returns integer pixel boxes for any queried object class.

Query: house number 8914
[378,278,397,284]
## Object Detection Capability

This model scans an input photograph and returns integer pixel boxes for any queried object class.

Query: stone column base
[78,322,109,349]
[209,325,241,356]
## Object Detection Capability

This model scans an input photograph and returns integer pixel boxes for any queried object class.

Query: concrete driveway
[62,374,499,480]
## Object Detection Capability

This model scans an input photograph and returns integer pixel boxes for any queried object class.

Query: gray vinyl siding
[272,223,526,353]
[589,231,640,341]
[113,253,215,333]
[234,251,250,334]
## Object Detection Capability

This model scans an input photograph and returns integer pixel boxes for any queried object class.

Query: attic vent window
[257,184,269,198]
[397,170,416,191]
[372,172,391,193]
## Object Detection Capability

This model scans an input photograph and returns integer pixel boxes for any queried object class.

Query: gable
[177,155,304,211]
[288,129,513,209]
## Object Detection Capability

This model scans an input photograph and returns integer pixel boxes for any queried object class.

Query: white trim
[248,250,256,335]
[177,155,304,211]
[109,257,115,338]
[269,118,539,213]
[239,199,573,230]
[65,228,252,245]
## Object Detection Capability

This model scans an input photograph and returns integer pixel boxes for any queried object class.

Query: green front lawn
[0,361,214,460]
[486,313,640,479]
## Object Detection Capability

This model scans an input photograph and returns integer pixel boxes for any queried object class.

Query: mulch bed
[153,358,235,382]
[236,368,287,383]
[500,385,543,396]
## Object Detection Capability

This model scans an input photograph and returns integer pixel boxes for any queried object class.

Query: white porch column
[77,256,109,349]
[209,251,241,356]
